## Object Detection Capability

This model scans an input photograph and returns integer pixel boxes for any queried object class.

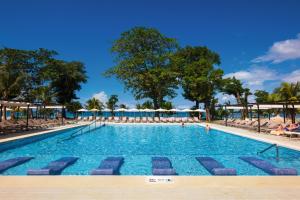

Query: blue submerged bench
[239,156,298,176]
[196,157,237,176]
[0,157,34,173]
[152,157,177,175]
[90,157,124,175]
[27,157,78,175]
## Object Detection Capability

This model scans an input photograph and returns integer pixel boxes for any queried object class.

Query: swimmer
[181,122,185,127]
[205,124,210,133]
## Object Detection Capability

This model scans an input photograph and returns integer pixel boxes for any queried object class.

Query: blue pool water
[1,124,300,176]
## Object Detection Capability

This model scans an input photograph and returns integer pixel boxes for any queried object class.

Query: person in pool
[181,122,185,127]
[205,124,210,133]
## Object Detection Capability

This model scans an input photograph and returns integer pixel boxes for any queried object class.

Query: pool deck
[205,123,300,151]
[1,122,300,199]
[1,176,300,199]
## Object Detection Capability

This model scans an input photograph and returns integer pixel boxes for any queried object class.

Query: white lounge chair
[135,117,141,123]
[154,117,160,123]
[182,117,188,123]
[148,117,154,123]
[175,117,181,123]
[193,117,200,122]
[142,117,148,123]
[114,117,120,123]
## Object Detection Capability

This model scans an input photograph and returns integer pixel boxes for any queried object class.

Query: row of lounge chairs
[0,119,64,134]
[224,119,300,137]
[78,116,201,123]
[0,156,297,176]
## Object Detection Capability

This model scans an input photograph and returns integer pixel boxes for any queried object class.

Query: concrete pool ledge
[1,176,300,199]
[203,123,300,151]
[0,123,88,144]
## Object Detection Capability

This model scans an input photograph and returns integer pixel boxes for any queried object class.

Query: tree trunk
[4,106,7,120]
[236,93,245,119]
[204,102,211,122]
[195,100,199,109]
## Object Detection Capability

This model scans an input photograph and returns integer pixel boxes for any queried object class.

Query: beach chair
[188,117,194,123]
[239,157,297,175]
[135,117,141,123]
[169,117,175,123]
[152,157,177,175]
[121,117,127,123]
[114,117,120,123]
[193,117,200,122]
[90,157,124,175]
[160,117,167,123]
[0,157,34,173]
[27,157,78,175]
[142,117,148,123]
[128,117,134,123]
[148,117,154,123]
[175,117,181,123]
[182,117,188,123]
[154,117,160,123]
[196,157,236,175]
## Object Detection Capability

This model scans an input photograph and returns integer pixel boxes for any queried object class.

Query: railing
[257,143,279,161]
[60,120,102,141]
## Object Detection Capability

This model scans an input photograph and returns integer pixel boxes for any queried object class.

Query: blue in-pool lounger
[0,157,34,173]
[152,157,177,175]
[27,157,78,175]
[239,156,298,175]
[90,157,124,175]
[196,157,237,176]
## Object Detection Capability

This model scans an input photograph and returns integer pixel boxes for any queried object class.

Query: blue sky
[1,0,300,108]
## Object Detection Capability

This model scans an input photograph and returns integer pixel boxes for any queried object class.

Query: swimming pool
[1,124,300,175]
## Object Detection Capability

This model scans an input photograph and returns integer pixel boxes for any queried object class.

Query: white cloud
[253,33,300,63]
[282,69,300,83]
[92,91,108,103]
[224,66,278,88]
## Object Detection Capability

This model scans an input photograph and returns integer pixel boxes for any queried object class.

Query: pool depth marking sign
[146,176,174,184]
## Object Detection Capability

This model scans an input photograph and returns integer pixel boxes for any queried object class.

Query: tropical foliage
[104,27,179,109]
[0,47,87,119]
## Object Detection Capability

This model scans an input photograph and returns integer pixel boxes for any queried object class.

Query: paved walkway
[204,123,300,151]
[1,176,300,200]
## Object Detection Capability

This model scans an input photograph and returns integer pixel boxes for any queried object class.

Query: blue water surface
[1,124,300,176]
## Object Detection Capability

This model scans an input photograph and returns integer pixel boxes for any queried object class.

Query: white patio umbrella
[90,108,99,112]
[90,108,100,119]
[77,108,88,112]
[194,108,206,112]
[77,108,88,118]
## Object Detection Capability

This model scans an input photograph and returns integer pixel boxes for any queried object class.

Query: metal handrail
[60,120,99,141]
[257,143,279,161]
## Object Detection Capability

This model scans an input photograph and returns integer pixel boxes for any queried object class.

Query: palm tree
[274,82,300,122]
[86,98,103,110]
[106,95,119,117]
[274,82,300,102]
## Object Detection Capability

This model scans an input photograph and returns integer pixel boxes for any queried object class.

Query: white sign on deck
[145,176,174,184]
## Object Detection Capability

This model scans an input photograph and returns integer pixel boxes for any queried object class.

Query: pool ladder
[60,120,102,141]
[257,143,279,161]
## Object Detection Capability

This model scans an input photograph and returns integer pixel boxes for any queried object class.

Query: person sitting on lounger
[270,124,287,136]
[286,123,299,131]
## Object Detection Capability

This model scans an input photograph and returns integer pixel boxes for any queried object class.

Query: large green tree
[104,27,179,109]
[172,46,223,121]
[254,90,269,103]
